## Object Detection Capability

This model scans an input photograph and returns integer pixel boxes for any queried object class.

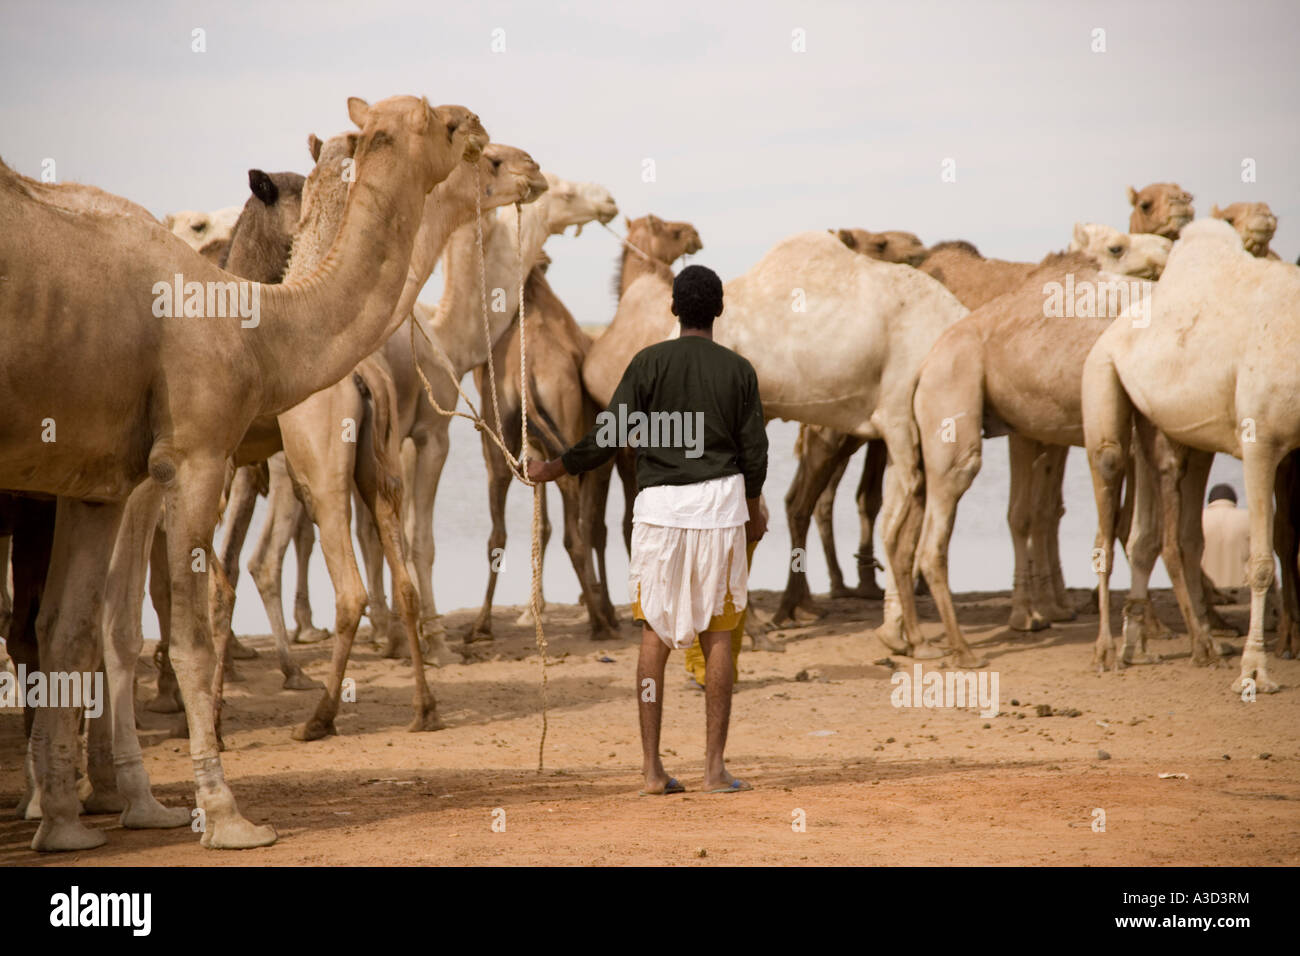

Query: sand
[2,587,1298,866]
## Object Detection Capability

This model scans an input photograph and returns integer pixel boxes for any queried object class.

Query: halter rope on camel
[408,167,550,772]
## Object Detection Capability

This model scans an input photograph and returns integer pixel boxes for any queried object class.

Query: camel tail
[524,382,569,462]
[352,367,403,511]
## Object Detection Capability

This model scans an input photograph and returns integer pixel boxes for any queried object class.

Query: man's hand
[526,457,567,483]
[745,495,768,544]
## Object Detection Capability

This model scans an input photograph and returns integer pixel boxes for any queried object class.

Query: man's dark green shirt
[561,336,768,500]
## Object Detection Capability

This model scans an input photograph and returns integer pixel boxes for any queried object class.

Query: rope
[598,219,656,263]
[407,166,549,772]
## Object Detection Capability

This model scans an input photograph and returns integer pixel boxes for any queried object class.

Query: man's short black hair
[672,264,724,330]
[1208,483,1237,504]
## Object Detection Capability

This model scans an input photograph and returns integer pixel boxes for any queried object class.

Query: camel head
[479,143,548,208]
[1070,222,1171,279]
[627,214,703,264]
[165,206,241,262]
[346,95,489,198]
[832,228,926,266]
[1211,201,1277,257]
[540,172,618,237]
[223,169,306,280]
[1127,182,1194,240]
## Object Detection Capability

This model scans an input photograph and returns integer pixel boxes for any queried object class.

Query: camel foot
[749,630,785,652]
[293,626,330,646]
[121,798,190,830]
[910,642,948,661]
[791,604,822,624]
[229,637,258,660]
[224,664,246,683]
[590,625,620,642]
[145,690,184,714]
[32,818,106,852]
[947,647,986,668]
[407,707,446,732]
[463,624,494,645]
[199,814,277,850]
[875,622,909,654]
[1232,662,1279,695]
[1007,607,1048,632]
[283,671,325,691]
[291,718,338,742]
[1045,604,1077,623]
[81,789,126,815]
[828,583,854,600]
[849,581,885,600]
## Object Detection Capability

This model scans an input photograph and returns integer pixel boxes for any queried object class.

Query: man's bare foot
[703,773,752,793]
[638,774,685,796]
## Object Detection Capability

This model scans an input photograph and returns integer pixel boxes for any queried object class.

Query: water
[174,408,1246,642]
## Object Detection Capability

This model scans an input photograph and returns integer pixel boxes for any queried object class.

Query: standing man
[1202,483,1251,592]
[528,265,768,795]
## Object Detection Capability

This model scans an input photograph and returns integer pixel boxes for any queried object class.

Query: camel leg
[144,519,182,712]
[353,438,444,729]
[291,509,329,644]
[557,473,617,639]
[0,532,10,642]
[160,456,276,848]
[407,421,451,641]
[851,439,887,600]
[1234,441,1283,693]
[354,490,396,656]
[248,457,319,690]
[1033,445,1076,621]
[211,464,259,662]
[815,456,852,597]
[8,497,53,819]
[1118,437,1167,664]
[100,480,190,828]
[29,498,120,852]
[775,433,857,624]
[82,666,124,815]
[1272,452,1300,658]
[876,421,934,660]
[1142,427,1217,667]
[468,437,514,642]
[1007,435,1049,632]
[580,456,619,628]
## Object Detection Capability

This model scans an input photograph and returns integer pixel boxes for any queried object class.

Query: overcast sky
[3,0,1297,328]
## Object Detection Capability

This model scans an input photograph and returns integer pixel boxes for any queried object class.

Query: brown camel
[1212,202,1280,259]
[0,94,486,851]
[1128,182,1195,239]
[357,172,617,648]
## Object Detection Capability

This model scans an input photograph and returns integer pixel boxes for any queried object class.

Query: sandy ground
[2,587,1298,866]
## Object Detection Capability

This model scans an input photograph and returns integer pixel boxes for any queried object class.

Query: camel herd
[0,92,1296,854]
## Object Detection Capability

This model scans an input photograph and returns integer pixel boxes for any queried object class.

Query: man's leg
[685,540,755,685]
[700,629,744,791]
[637,625,674,793]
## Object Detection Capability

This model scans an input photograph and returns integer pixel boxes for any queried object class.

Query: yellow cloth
[684,540,757,685]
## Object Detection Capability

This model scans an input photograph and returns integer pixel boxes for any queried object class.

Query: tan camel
[1128,183,1195,239]
[1084,218,1300,693]
[1212,202,1280,258]
[832,227,927,266]
[0,95,487,852]
[165,205,242,263]
[897,242,1170,666]
[467,263,620,641]
[777,226,930,620]
[357,172,617,646]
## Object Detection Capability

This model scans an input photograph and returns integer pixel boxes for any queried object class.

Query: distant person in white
[1202,483,1250,590]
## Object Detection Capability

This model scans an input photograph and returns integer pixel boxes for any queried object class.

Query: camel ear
[1211,204,1223,218]
[162,213,175,230]
[346,133,360,157]
[408,98,432,134]
[249,169,278,206]
[308,134,323,162]
[1126,186,1139,206]
[347,97,371,129]
[1072,222,1088,247]
[624,216,632,229]
[837,229,856,249]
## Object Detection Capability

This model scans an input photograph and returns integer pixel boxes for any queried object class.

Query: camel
[0,94,487,851]
[356,172,618,648]
[777,226,932,620]
[831,228,927,266]
[1083,217,1300,693]
[585,230,972,654]
[1128,182,1195,239]
[467,263,620,641]
[165,205,242,263]
[896,237,1171,665]
[1212,202,1280,259]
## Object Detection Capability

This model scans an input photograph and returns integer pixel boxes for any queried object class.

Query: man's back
[1202,499,1250,588]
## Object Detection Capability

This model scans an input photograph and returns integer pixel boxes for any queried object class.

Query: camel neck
[255,143,432,415]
